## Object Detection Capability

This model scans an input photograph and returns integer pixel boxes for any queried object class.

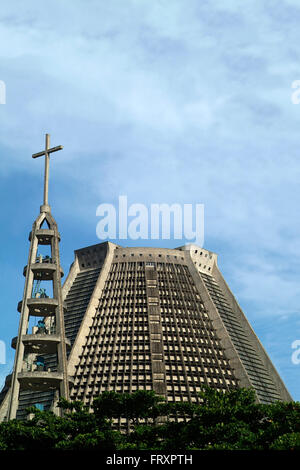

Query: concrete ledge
[11,334,71,354]
[18,371,74,391]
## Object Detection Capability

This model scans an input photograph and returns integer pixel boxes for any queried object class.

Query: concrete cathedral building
[0,135,292,422]
[0,241,292,421]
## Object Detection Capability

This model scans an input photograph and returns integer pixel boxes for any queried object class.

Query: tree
[0,387,299,451]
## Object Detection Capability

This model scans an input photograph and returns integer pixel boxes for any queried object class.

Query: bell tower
[7,134,73,420]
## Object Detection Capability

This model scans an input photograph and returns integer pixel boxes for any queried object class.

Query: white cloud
[1,1,300,309]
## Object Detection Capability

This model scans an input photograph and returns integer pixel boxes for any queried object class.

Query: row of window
[194,250,212,259]
[114,254,185,260]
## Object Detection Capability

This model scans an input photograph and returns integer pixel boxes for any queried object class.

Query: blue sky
[0,0,300,400]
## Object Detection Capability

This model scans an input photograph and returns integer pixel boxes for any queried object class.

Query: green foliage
[92,389,164,425]
[0,388,299,450]
[270,432,300,450]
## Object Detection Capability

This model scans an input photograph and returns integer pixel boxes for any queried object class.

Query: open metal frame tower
[6,134,72,420]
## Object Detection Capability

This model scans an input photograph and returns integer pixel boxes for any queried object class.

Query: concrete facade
[0,241,292,421]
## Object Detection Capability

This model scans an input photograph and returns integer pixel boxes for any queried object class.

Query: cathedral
[0,135,292,422]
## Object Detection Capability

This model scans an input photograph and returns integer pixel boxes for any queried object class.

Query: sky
[0,0,300,400]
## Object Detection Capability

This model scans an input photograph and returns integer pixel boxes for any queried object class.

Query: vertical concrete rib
[145,264,166,398]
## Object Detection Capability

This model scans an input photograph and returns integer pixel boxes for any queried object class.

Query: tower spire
[32,133,63,213]
[6,134,72,421]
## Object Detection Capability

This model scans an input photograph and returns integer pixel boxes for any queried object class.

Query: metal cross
[32,134,63,207]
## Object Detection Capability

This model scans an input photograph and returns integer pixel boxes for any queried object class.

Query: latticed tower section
[6,135,73,420]
[69,257,237,411]
[65,242,292,422]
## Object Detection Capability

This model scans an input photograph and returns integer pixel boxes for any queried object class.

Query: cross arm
[32,145,63,159]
